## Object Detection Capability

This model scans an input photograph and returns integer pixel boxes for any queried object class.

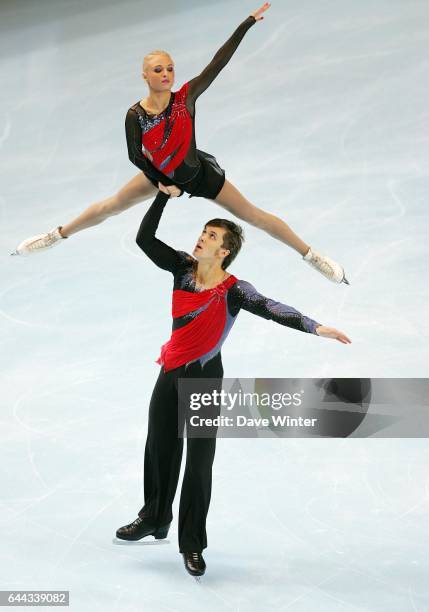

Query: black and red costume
[125,16,257,199]
[134,191,320,553]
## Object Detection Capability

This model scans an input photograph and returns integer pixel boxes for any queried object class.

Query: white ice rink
[1,0,429,609]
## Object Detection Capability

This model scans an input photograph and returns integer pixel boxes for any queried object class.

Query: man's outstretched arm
[236,280,351,343]
[136,190,182,272]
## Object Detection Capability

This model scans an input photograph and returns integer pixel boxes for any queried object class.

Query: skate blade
[10,250,20,256]
[194,576,203,583]
[342,275,350,285]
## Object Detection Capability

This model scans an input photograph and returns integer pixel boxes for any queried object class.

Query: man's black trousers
[138,353,223,552]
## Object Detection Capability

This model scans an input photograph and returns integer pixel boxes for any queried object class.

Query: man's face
[192,225,230,265]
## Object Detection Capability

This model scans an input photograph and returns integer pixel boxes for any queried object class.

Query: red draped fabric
[157,275,238,371]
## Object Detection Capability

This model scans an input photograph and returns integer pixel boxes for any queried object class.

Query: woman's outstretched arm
[187,17,255,102]
[187,3,271,102]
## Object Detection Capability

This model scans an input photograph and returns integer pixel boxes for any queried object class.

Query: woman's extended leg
[213,179,348,283]
[213,179,309,255]
[11,173,181,256]
[61,172,158,237]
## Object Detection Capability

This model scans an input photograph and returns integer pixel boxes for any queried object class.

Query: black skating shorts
[144,149,226,200]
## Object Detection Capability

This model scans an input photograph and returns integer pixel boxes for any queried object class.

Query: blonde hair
[142,50,173,74]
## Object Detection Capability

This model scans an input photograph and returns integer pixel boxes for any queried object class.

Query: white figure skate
[11,227,67,256]
[303,247,349,284]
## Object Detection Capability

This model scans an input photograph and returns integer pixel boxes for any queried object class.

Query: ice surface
[1,0,428,610]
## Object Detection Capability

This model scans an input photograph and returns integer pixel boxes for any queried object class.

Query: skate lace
[28,239,44,251]
[191,552,200,561]
[311,253,334,278]
[28,231,55,251]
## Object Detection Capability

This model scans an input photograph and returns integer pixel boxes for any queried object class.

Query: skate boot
[182,552,206,577]
[11,227,67,256]
[115,517,171,541]
[303,247,349,284]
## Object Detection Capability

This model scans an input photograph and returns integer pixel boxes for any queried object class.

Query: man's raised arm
[136,191,182,273]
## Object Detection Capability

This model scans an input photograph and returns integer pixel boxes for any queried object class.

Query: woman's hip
[143,150,226,200]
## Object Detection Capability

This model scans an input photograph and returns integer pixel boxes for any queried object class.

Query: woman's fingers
[158,182,181,197]
[251,2,271,21]
[158,181,169,194]
[169,186,182,197]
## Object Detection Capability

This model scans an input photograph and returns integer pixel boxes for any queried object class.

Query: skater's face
[193,225,230,266]
[143,55,175,91]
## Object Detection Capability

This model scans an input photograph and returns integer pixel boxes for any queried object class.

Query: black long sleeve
[187,16,257,103]
[125,108,148,174]
[136,191,183,272]
[125,107,168,181]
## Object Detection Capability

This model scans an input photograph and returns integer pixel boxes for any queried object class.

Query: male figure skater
[116,189,350,578]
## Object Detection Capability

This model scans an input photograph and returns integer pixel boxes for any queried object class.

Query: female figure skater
[12,3,348,284]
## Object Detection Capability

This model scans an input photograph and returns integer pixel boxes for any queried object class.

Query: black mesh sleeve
[187,16,256,103]
[125,107,151,173]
